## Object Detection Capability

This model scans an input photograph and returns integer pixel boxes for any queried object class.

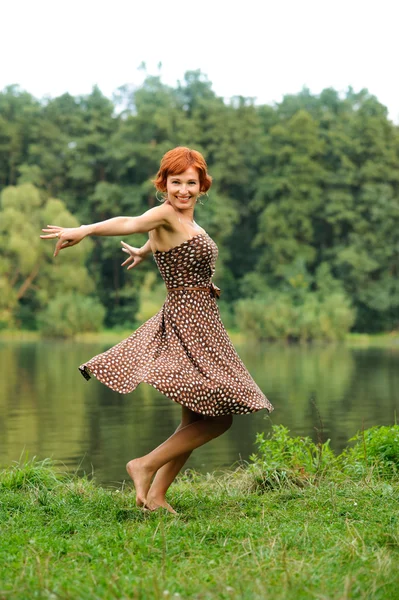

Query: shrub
[339,425,399,479]
[38,293,105,337]
[235,295,297,342]
[249,424,335,489]
[235,291,355,342]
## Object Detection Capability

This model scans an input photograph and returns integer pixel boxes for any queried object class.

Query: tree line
[1,71,398,338]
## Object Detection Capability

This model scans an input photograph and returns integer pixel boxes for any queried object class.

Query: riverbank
[1,328,398,348]
[346,332,399,348]
[0,328,246,346]
[1,426,399,600]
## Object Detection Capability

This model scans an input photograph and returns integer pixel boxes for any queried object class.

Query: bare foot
[126,459,154,507]
[145,494,178,514]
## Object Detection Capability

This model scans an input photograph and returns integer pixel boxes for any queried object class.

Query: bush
[339,425,399,479]
[235,294,297,342]
[249,424,399,489]
[249,424,335,489]
[235,290,355,342]
[38,293,105,338]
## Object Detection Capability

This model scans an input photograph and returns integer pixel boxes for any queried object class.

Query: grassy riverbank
[1,427,399,600]
[1,328,398,348]
[0,328,246,346]
[346,332,399,348]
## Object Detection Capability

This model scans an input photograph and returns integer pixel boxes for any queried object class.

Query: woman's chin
[173,199,194,209]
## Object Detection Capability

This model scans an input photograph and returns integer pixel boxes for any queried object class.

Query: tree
[0,85,41,187]
[1,79,398,334]
[0,184,98,332]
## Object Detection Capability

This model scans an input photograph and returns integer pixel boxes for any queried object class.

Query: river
[1,339,398,485]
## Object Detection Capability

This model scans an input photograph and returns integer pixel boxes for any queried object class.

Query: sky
[1,0,398,121]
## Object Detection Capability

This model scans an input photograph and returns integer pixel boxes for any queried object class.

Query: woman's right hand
[40,225,89,257]
[120,241,146,270]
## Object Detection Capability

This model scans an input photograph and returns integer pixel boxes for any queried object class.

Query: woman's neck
[176,207,195,223]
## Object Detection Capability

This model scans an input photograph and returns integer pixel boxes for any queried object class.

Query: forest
[0,70,398,339]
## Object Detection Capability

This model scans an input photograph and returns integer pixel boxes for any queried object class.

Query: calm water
[1,339,398,485]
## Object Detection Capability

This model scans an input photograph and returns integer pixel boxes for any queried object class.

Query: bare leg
[145,407,204,512]
[126,413,233,510]
[127,407,202,509]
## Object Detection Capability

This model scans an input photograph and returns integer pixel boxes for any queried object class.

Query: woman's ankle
[147,487,168,501]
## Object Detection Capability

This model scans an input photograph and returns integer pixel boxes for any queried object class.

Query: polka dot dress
[79,233,273,416]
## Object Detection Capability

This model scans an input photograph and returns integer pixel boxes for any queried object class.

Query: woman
[41,147,273,513]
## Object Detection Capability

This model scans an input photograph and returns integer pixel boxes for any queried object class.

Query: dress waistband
[167,283,221,299]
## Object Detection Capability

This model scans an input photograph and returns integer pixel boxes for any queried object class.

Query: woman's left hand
[40,225,88,256]
[120,241,146,270]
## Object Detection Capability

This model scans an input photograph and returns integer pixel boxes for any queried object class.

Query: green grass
[1,456,399,599]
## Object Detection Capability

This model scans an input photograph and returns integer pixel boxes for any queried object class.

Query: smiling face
[153,147,213,203]
[166,167,201,211]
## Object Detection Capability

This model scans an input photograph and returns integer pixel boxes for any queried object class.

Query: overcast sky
[1,0,398,121]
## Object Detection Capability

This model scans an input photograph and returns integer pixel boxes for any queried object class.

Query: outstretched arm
[41,205,170,257]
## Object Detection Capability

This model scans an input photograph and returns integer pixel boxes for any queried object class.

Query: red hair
[153,147,212,193]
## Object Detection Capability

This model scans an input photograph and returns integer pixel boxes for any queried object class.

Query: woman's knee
[180,406,204,428]
[211,414,233,433]
[180,407,232,432]
[222,414,233,431]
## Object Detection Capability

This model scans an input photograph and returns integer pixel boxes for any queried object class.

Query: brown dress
[79,233,273,416]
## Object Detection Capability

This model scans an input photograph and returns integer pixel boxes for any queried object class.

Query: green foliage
[249,424,399,489]
[340,425,399,479]
[236,259,356,342]
[236,294,295,342]
[0,184,100,333]
[136,271,166,322]
[235,290,355,342]
[38,293,105,337]
[249,425,336,488]
[1,79,399,334]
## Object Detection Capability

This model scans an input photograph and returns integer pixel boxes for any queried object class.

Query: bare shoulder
[158,201,175,215]
[134,202,174,229]
[153,202,181,229]
[146,202,175,221]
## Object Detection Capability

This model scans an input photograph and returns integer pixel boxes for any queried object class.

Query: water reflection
[0,340,398,485]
